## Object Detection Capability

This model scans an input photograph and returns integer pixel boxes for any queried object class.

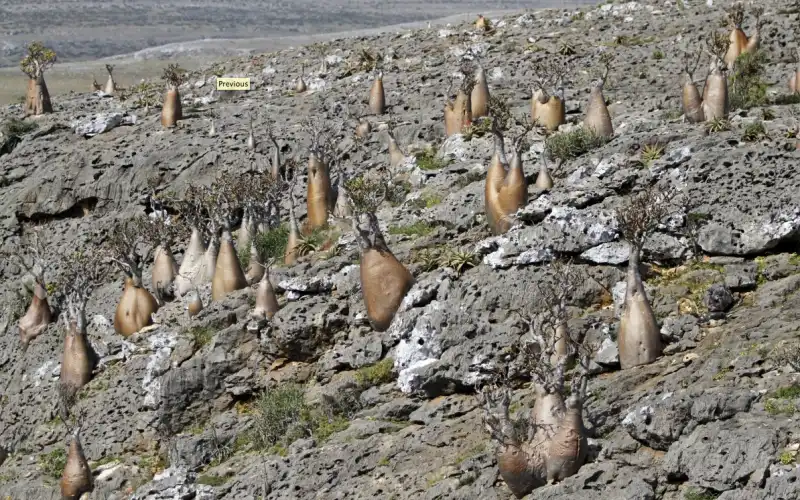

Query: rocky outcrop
[2,2,800,499]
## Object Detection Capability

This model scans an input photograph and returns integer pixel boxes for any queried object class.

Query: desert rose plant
[479,260,592,497]
[615,186,674,369]
[2,225,53,348]
[53,249,104,416]
[161,63,185,128]
[60,420,93,500]
[583,52,614,138]
[107,216,160,337]
[347,174,414,332]
[530,57,570,132]
[20,41,56,116]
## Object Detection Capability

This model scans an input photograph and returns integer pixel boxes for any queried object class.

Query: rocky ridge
[1,1,800,499]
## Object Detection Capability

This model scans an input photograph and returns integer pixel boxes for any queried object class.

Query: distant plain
[0,0,598,104]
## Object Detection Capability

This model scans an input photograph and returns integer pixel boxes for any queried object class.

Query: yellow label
[216,77,251,90]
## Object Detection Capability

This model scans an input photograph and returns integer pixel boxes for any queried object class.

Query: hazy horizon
[0,0,599,68]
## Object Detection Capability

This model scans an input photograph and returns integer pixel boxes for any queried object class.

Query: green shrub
[38,448,67,479]
[545,127,608,162]
[355,358,396,387]
[2,118,38,137]
[197,474,228,486]
[742,121,767,142]
[254,225,290,261]
[414,146,450,171]
[388,221,434,237]
[249,384,307,449]
[186,326,215,348]
[729,51,768,110]
[247,383,354,452]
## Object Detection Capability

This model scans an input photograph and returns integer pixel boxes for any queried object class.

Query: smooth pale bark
[114,277,159,337]
[531,90,565,132]
[284,206,301,265]
[175,227,207,297]
[59,319,94,393]
[253,271,280,320]
[702,67,729,120]
[306,153,332,231]
[584,85,613,138]
[682,77,705,123]
[724,28,748,67]
[388,134,405,168]
[210,231,248,301]
[161,89,182,128]
[369,72,385,115]
[535,163,554,190]
[484,148,506,235]
[545,395,587,484]
[60,430,93,500]
[202,231,221,283]
[360,248,413,331]
[19,282,51,346]
[618,248,662,369]
[497,152,527,234]
[24,76,53,116]
[245,240,264,284]
[471,67,490,118]
[152,244,179,301]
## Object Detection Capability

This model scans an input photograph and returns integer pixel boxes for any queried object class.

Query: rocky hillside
[2,1,800,499]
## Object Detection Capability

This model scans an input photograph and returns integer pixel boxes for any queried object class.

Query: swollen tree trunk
[388,131,405,168]
[186,289,203,317]
[531,89,565,132]
[584,83,613,138]
[19,282,52,347]
[285,202,301,265]
[306,152,332,231]
[59,317,95,397]
[369,71,385,115]
[724,28,748,68]
[24,75,53,116]
[252,270,280,321]
[245,240,264,284]
[544,394,588,484]
[356,213,414,332]
[152,244,179,302]
[175,227,207,297]
[618,246,662,369]
[535,162,554,190]
[161,88,182,128]
[682,74,705,123]
[497,151,527,233]
[113,276,159,337]
[60,428,93,500]
[702,63,729,121]
[471,66,490,119]
[485,134,508,235]
[202,229,221,282]
[211,229,248,301]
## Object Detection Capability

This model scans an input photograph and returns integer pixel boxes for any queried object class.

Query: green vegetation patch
[2,117,38,137]
[245,383,354,454]
[729,51,768,110]
[38,448,67,480]
[388,221,434,237]
[354,358,396,387]
[254,224,290,261]
[545,127,608,162]
[414,146,450,171]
